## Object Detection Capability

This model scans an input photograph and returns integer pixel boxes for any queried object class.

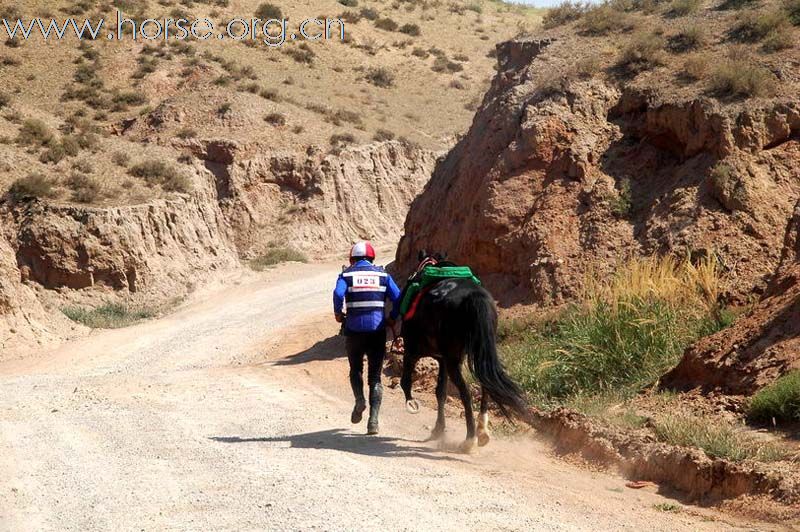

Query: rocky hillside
[396,0,800,308]
[663,197,800,395]
[0,0,541,351]
[0,0,540,206]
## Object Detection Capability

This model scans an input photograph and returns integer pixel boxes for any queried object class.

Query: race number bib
[352,274,380,289]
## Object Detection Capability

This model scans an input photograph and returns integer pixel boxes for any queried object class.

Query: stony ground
[0,261,775,531]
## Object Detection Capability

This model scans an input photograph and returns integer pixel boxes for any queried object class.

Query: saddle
[400,264,481,320]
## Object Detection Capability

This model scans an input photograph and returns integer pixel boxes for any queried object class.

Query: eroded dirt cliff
[0,141,436,351]
[396,37,800,307]
[662,199,800,395]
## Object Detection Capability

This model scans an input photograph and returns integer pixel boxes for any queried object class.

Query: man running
[333,241,402,435]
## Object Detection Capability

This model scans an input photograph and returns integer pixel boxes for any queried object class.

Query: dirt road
[0,262,762,531]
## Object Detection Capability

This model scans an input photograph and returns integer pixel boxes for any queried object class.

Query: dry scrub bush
[365,67,395,87]
[8,173,57,200]
[710,59,775,98]
[580,4,635,35]
[668,0,702,16]
[543,1,587,28]
[669,24,707,52]
[618,31,666,72]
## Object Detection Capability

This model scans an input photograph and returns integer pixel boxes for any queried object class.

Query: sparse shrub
[217,102,232,115]
[785,0,800,24]
[0,92,9,108]
[618,31,666,72]
[17,118,53,146]
[748,371,800,424]
[8,173,57,200]
[264,112,287,126]
[432,56,463,73]
[543,1,587,28]
[338,0,359,6]
[112,152,130,167]
[452,53,470,62]
[61,136,81,157]
[66,172,101,203]
[709,59,775,98]
[373,128,395,141]
[732,10,789,43]
[683,54,709,80]
[255,2,282,20]
[668,0,701,17]
[762,25,794,52]
[365,66,395,87]
[285,43,316,64]
[112,91,147,109]
[411,47,429,58]
[162,172,192,193]
[62,302,158,329]
[375,17,399,31]
[574,55,601,78]
[40,139,67,164]
[399,23,421,36]
[129,160,181,187]
[580,4,633,35]
[669,24,707,52]
[608,178,632,217]
[241,82,260,94]
[329,132,356,153]
[449,79,466,89]
[259,87,281,101]
[176,127,197,139]
[249,246,308,270]
[360,7,379,20]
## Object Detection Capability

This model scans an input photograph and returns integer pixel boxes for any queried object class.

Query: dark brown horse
[399,252,527,453]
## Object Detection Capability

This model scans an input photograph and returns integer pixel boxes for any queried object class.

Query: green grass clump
[652,413,788,462]
[748,371,800,424]
[249,246,308,270]
[63,303,157,329]
[503,256,728,400]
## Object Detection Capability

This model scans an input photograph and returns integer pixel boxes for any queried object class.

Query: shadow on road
[274,335,346,366]
[209,429,462,462]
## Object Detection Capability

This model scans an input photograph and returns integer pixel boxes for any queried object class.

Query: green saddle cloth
[399,265,481,316]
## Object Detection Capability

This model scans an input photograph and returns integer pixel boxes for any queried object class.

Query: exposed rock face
[0,231,60,354]
[661,200,800,395]
[396,38,800,307]
[5,196,238,294]
[196,140,438,258]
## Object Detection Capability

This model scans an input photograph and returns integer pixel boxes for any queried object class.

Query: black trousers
[345,329,386,401]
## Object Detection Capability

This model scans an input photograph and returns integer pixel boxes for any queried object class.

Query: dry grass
[652,413,789,462]
[617,31,666,73]
[504,255,728,400]
[710,59,776,98]
[7,173,57,200]
[249,246,308,270]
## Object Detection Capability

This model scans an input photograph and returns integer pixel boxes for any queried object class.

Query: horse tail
[462,290,527,419]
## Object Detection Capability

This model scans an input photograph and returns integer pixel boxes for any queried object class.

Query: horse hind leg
[448,358,477,454]
[477,387,491,447]
[427,360,448,441]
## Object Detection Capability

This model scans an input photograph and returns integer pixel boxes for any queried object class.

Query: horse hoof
[477,432,491,447]
[459,437,478,454]
[426,428,445,442]
[405,399,420,414]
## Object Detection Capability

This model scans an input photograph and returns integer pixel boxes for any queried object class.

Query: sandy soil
[0,262,775,531]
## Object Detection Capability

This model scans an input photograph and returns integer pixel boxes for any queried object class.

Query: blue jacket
[333,260,401,333]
